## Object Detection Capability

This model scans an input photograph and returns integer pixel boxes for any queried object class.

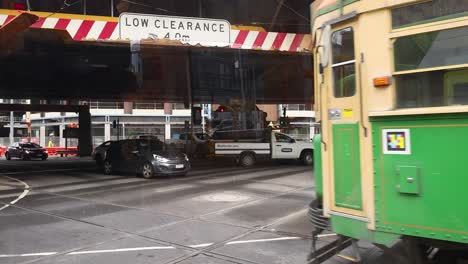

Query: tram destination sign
[119,13,231,46]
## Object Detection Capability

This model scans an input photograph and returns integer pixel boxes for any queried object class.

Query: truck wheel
[302,151,313,166]
[239,153,256,167]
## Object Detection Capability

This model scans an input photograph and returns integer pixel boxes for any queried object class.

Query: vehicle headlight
[25,150,30,154]
[153,155,169,163]
[44,150,48,154]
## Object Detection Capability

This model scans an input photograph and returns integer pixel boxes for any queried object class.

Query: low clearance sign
[119,13,231,46]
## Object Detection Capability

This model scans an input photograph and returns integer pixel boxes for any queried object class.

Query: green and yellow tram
[310,0,468,262]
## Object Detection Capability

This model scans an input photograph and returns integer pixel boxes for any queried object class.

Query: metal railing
[134,102,164,110]
[89,101,124,109]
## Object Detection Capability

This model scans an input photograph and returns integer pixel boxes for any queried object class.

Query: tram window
[332,28,355,63]
[331,28,356,98]
[394,26,468,72]
[333,64,356,98]
[392,0,468,28]
[396,68,468,108]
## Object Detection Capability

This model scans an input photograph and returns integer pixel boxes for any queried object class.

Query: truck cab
[271,132,312,162]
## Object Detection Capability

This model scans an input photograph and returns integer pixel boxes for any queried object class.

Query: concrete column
[104,123,111,141]
[59,125,65,147]
[40,126,46,147]
[165,123,171,140]
[124,102,133,114]
[164,103,173,115]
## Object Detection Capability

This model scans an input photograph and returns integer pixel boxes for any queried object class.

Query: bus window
[331,28,356,98]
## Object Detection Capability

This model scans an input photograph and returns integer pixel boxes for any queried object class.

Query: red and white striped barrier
[0,10,312,52]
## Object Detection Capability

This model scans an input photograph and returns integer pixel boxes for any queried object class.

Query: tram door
[322,22,364,216]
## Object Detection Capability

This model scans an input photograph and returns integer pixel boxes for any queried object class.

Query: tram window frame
[331,27,356,98]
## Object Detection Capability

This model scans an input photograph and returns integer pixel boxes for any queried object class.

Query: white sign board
[119,13,231,46]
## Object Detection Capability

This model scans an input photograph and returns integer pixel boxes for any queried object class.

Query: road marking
[317,233,337,238]
[2,168,91,175]
[0,235,321,258]
[67,246,175,255]
[188,243,214,248]
[0,176,30,211]
[0,252,57,258]
[226,236,301,245]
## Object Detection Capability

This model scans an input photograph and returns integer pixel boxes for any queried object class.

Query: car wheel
[302,151,313,166]
[42,156,47,161]
[141,162,154,179]
[103,160,113,175]
[5,152,10,160]
[239,153,256,167]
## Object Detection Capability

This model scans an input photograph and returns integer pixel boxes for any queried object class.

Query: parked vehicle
[166,132,210,157]
[103,139,190,178]
[5,142,48,161]
[92,141,113,166]
[214,130,313,166]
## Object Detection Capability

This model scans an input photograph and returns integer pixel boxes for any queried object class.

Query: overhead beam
[0,104,89,113]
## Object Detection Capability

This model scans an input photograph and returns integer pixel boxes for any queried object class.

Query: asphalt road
[0,157,331,264]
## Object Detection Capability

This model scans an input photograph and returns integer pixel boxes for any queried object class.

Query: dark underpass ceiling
[0,29,314,104]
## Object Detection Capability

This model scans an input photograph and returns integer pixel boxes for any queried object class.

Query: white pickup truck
[214,131,313,166]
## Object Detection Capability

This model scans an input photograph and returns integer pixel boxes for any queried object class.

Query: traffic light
[192,106,202,125]
[216,106,226,112]
[13,1,26,10]
[112,120,118,129]
[279,117,289,127]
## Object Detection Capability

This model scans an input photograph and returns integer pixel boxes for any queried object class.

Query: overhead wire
[275,0,311,23]
[119,0,180,15]
[40,0,83,20]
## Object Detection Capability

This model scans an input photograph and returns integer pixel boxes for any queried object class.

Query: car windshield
[138,140,164,152]
[20,143,41,148]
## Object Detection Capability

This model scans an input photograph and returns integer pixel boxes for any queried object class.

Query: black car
[5,142,48,161]
[103,139,190,178]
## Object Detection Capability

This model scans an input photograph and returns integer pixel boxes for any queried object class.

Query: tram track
[0,165,313,264]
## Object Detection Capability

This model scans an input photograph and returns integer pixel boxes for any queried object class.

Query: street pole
[111,0,114,17]
[117,118,120,140]
[9,111,13,146]
[26,112,31,142]
[9,99,13,146]
[198,0,203,17]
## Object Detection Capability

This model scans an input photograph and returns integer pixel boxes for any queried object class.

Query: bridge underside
[0,28,313,104]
